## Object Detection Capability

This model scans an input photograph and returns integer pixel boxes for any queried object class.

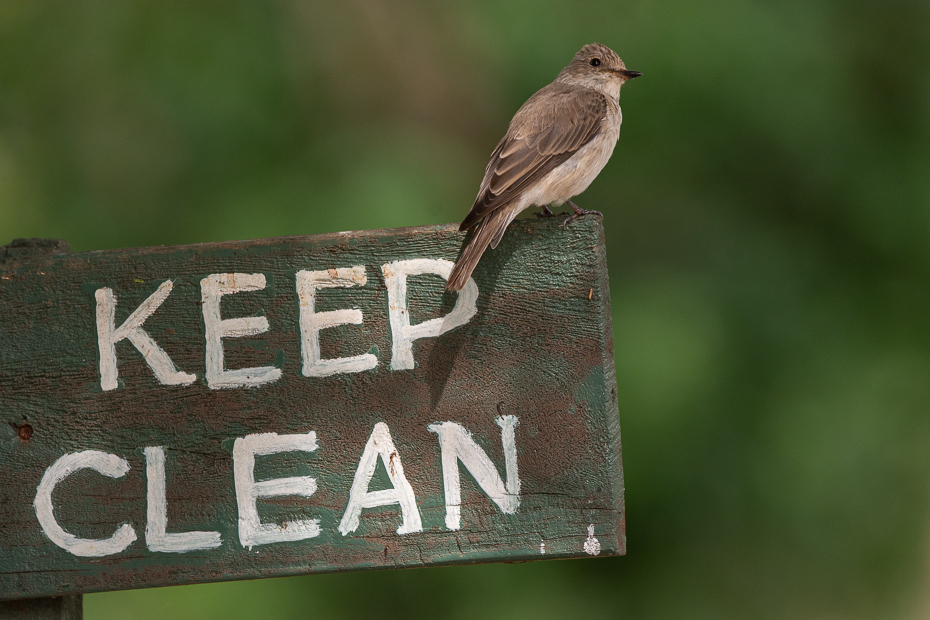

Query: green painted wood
[0,218,623,601]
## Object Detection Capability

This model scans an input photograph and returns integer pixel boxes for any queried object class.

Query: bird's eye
[590,58,601,67]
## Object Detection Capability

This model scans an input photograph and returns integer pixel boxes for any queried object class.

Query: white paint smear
[427,415,520,531]
[144,447,222,553]
[201,273,283,389]
[96,281,196,391]
[381,259,478,371]
[584,524,601,556]
[339,422,422,536]
[233,432,320,549]
[34,450,137,557]
[296,266,377,377]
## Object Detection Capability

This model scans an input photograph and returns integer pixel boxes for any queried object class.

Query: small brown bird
[446,43,641,292]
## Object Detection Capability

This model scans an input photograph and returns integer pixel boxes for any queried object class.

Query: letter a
[338,423,422,536]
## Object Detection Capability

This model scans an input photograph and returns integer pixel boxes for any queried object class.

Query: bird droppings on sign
[584,524,601,556]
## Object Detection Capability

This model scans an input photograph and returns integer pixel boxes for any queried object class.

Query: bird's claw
[562,208,603,227]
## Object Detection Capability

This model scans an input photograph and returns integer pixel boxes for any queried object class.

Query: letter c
[34,450,137,557]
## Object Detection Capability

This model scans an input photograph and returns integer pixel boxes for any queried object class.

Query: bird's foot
[562,200,603,226]
[536,205,558,218]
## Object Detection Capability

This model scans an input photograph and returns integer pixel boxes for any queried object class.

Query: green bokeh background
[2,1,929,618]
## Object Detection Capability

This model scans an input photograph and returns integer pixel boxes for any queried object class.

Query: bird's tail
[446,210,511,292]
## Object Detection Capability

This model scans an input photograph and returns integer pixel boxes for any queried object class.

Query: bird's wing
[460,84,607,231]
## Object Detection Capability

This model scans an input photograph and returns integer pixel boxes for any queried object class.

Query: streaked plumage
[447,43,640,292]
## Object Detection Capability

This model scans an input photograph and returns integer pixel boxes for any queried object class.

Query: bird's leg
[562,200,603,226]
[535,204,557,218]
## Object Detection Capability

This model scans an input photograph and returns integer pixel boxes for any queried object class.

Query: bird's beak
[616,70,642,80]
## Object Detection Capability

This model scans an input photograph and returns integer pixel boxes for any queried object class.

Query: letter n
[427,415,519,530]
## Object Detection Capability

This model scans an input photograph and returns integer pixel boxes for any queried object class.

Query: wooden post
[0,595,82,620]
[0,239,81,618]
[0,219,623,602]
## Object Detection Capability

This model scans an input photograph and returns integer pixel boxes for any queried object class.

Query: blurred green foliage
[2,1,929,618]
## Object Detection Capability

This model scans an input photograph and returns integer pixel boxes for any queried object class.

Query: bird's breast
[527,104,622,207]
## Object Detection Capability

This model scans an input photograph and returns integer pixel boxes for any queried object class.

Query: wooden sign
[0,218,624,601]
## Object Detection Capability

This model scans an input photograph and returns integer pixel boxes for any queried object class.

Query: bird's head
[558,43,641,99]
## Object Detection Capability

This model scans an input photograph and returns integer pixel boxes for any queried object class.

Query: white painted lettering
[144,447,222,553]
[381,259,478,371]
[427,415,520,531]
[233,432,320,549]
[201,273,282,389]
[338,422,422,536]
[95,281,196,391]
[34,450,137,557]
[296,266,377,377]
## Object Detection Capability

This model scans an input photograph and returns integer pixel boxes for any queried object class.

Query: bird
[446,43,641,292]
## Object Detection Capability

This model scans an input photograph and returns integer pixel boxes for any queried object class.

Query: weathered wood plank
[0,218,623,601]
